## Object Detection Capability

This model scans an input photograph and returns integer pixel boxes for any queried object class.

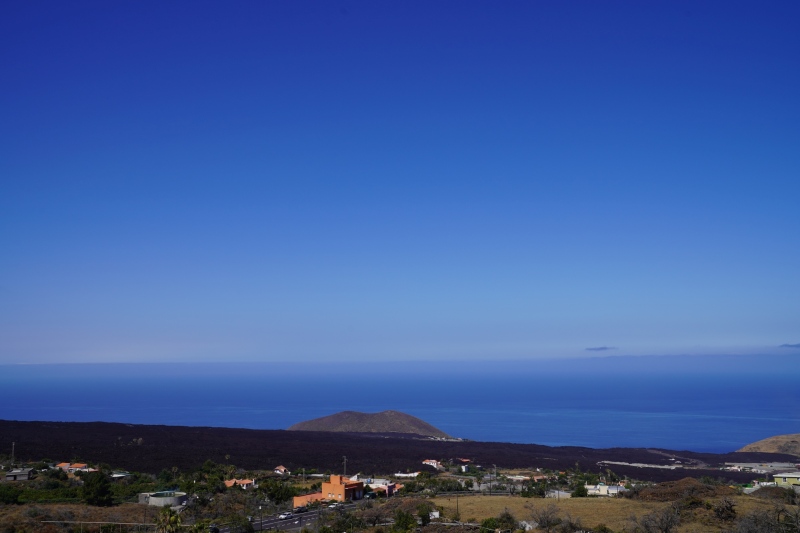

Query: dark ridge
[1,419,794,483]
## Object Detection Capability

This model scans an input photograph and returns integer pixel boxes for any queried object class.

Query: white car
[278,512,293,520]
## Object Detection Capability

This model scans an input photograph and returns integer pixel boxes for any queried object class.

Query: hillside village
[1,452,799,533]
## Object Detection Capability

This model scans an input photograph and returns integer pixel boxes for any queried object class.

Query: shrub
[82,472,114,507]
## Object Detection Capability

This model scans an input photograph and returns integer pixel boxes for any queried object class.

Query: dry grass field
[0,493,796,533]
[431,493,795,532]
[0,502,154,533]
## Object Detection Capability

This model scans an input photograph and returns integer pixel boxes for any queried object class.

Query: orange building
[292,475,364,508]
[324,475,363,501]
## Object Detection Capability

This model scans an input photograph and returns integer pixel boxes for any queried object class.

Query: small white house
[585,483,626,497]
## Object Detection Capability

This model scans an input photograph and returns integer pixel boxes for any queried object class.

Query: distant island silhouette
[288,410,452,439]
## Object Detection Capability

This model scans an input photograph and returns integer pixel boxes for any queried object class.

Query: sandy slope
[737,434,800,457]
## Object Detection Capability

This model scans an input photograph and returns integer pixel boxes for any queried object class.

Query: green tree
[206,473,226,493]
[45,468,68,481]
[495,510,517,530]
[187,522,211,533]
[521,480,546,498]
[225,513,255,533]
[481,510,517,532]
[393,509,416,532]
[259,478,298,504]
[0,483,21,504]
[417,503,432,526]
[82,472,114,506]
[481,517,500,530]
[156,506,182,533]
[570,483,588,498]
[157,468,175,488]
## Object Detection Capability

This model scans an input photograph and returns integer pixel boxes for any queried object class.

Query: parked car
[278,512,293,520]
[293,506,308,513]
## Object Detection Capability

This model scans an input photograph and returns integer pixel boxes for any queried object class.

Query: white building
[585,483,627,497]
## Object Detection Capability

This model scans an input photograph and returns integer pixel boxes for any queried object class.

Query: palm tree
[187,520,210,533]
[155,507,182,533]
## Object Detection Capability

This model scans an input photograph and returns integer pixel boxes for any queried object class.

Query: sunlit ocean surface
[1,356,798,453]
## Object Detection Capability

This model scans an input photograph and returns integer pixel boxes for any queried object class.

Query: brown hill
[287,410,451,438]
[737,434,800,457]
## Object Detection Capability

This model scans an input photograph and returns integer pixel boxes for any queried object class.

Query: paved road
[217,502,360,533]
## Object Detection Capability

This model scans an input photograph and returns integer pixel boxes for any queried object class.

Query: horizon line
[1,351,795,366]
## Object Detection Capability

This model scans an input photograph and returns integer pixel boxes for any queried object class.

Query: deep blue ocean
[1,355,798,453]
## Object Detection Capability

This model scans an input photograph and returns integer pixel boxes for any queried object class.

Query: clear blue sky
[1,1,798,364]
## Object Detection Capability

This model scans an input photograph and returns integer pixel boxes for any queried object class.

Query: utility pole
[11,442,14,465]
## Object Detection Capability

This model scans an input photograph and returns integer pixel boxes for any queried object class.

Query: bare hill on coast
[738,433,800,457]
[288,410,451,438]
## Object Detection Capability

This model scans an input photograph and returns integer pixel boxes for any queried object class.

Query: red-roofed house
[422,459,443,470]
[224,478,256,490]
[369,481,400,497]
